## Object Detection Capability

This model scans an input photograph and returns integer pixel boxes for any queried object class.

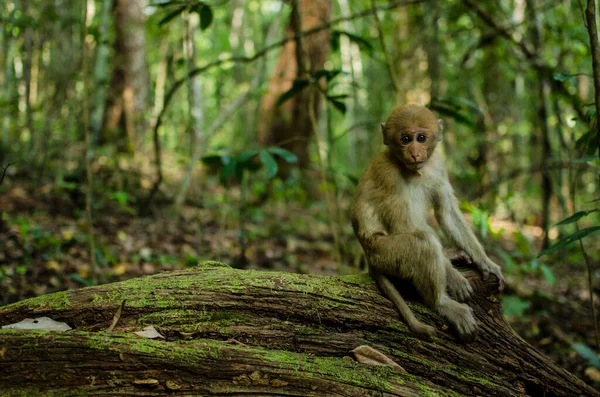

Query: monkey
[351,104,504,341]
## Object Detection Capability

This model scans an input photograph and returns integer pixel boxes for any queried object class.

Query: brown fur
[352,105,504,341]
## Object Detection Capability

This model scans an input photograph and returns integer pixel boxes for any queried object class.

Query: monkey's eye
[400,135,411,144]
[416,134,427,143]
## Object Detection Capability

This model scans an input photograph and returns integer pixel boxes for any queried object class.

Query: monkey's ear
[381,123,389,145]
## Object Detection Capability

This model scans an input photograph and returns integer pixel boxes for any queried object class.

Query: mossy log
[0,261,596,397]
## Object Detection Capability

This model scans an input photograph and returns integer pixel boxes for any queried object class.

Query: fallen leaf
[1,317,72,332]
[133,379,159,386]
[351,345,404,371]
[165,380,182,390]
[134,325,165,339]
[112,263,127,276]
[45,260,62,272]
[585,367,600,382]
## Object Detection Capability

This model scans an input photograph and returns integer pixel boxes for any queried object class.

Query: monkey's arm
[434,180,505,291]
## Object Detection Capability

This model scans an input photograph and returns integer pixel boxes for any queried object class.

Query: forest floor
[1,178,599,390]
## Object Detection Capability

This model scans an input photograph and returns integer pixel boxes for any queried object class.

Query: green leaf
[159,5,186,26]
[237,149,259,163]
[429,102,474,126]
[259,150,278,179]
[575,129,597,155]
[331,30,374,55]
[573,155,599,163]
[150,1,187,8]
[538,226,600,257]
[555,209,600,226]
[276,79,310,106]
[198,5,213,30]
[327,96,347,114]
[69,273,94,287]
[220,158,238,183]
[268,147,298,164]
[539,264,556,285]
[314,69,342,82]
[553,73,576,82]
[572,343,600,369]
[502,295,530,317]
[201,154,225,165]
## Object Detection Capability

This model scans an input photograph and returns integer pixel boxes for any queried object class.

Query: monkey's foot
[447,270,474,302]
[450,303,478,342]
[439,297,478,342]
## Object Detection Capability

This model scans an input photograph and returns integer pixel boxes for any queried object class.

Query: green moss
[7,290,71,311]
[137,309,253,332]
[261,348,398,391]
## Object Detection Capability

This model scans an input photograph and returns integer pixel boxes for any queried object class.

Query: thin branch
[0,162,17,185]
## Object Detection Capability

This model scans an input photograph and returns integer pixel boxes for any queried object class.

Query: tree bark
[256,0,332,174]
[0,261,596,396]
[101,0,149,151]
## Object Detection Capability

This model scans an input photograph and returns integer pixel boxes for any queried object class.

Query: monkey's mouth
[411,161,426,169]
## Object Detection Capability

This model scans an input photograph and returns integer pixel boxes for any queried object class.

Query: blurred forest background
[1,0,600,389]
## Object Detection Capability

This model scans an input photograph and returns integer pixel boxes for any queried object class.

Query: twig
[106,300,126,333]
[0,161,17,185]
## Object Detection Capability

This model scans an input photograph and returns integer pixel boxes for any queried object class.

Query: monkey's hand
[477,259,505,292]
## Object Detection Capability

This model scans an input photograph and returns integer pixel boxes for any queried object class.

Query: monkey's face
[385,128,437,170]
[381,105,441,171]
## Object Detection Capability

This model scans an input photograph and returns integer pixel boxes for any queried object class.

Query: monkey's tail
[376,274,436,337]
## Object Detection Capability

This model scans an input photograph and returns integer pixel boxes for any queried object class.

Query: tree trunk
[101,0,149,151]
[0,261,596,397]
[256,0,332,174]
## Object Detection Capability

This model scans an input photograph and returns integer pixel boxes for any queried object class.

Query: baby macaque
[351,104,504,341]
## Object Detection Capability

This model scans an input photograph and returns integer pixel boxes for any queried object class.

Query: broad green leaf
[539,264,556,285]
[201,154,225,165]
[159,5,186,26]
[237,149,259,163]
[276,79,310,106]
[555,209,600,226]
[502,295,530,317]
[259,150,278,179]
[199,5,213,30]
[220,158,238,183]
[538,226,600,257]
[268,147,298,164]
[572,343,600,369]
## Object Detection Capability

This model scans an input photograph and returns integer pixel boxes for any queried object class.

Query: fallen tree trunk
[0,261,596,397]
